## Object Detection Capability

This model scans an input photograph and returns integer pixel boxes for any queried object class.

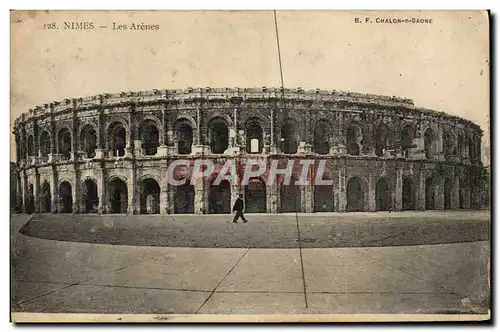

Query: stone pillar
[395,167,403,211]
[168,184,175,214]
[160,163,169,215]
[435,176,444,210]
[127,165,137,214]
[50,169,58,213]
[267,183,279,214]
[21,174,27,213]
[416,170,426,210]
[367,172,376,212]
[96,166,106,214]
[95,109,106,159]
[194,179,208,215]
[33,121,39,164]
[72,171,80,214]
[71,109,78,161]
[337,166,346,212]
[269,107,278,154]
[366,122,375,156]
[34,171,40,213]
[303,182,314,213]
[125,110,134,157]
[452,170,460,210]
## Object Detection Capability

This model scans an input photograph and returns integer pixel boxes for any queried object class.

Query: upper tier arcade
[13,87,483,168]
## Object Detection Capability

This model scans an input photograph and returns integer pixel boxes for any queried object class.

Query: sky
[10,10,490,163]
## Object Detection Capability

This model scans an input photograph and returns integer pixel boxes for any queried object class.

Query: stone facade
[12,87,488,215]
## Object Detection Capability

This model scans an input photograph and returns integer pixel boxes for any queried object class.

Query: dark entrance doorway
[376,178,391,211]
[139,178,160,214]
[82,179,98,213]
[245,178,267,213]
[209,118,229,154]
[140,121,160,156]
[402,177,415,210]
[280,120,298,154]
[109,178,128,214]
[26,184,35,214]
[280,184,301,213]
[209,180,231,214]
[41,181,51,213]
[59,181,73,213]
[174,183,195,214]
[314,185,334,212]
[176,122,194,155]
[347,177,364,211]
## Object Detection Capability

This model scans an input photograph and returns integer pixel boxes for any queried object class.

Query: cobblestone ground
[20,211,489,248]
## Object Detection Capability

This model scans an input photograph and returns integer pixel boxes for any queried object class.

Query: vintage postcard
[10,10,491,323]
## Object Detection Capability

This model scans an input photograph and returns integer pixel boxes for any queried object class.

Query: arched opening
[443,131,454,161]
[425,177,435,210]
[209,118,229,154]
[39,131,51,160]
[280,119,298,154]
[374,123,389,157]
[280,183,301,213]
[314,120,331,155]
[82,179,98,213]
[468,136,475,160]
[108,122,126,157]
[80,124,97,158]
[140,120,159,156]
[346,124,362,156]
[19,134,27,160]
[139,178,160,214]
[401,125,414,158]
[424,128,434,160]
[174,183,195,214]
[58,128,72,160]
[314,184,334,212]
[40,181,51,213]
[175,121,194,155]
[245,178,266,213]
[209,179,231,214]
[347,177,364,212]
[444,178,452,210]
[59,181,73,213]
[108,178,128,214]
[245,118,263,154]
[402,177,415,210]
[27,135,34,157]
[376,178,391,211]
[26,184,35,214]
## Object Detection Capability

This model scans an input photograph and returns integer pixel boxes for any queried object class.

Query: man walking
[232,194,247,223]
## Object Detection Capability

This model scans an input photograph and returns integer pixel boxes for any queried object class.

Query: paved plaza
[11,212,490,318]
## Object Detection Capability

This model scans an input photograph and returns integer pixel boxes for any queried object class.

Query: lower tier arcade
[15,156,487,215]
